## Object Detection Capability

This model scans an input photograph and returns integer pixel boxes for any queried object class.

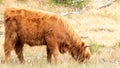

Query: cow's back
[4,8,51,46]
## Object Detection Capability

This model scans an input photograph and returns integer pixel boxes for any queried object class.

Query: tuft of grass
[89,43,104,54]
[112,42,120,48]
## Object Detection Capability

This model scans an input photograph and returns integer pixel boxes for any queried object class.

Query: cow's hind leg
[4,32,17,63]
[14,40,24,63]
[4,41,13,63]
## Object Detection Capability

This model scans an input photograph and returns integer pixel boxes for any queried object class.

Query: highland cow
[4,8,91,63]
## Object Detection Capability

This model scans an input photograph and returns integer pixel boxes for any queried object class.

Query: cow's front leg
[45,34,61,64]
[47,45,61,64]
[46,47,52,63]
[52,47,61,64]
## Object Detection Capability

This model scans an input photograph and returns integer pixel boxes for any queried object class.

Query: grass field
[0,0,120,68]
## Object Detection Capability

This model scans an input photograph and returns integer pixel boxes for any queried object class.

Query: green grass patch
[112,42,120,48]
[50,0,90,8]
[17,0,26,2]
[89,43,104,54]
[0,0,2,4]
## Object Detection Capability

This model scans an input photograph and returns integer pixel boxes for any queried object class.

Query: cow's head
[69,42,91,62]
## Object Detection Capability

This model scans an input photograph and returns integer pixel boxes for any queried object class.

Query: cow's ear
[81,42,85,47]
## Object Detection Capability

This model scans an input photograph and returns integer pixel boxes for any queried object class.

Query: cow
[3,8,91,64]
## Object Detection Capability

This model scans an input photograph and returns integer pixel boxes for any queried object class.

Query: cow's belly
[25,38,46,46]
[17,31,46,46]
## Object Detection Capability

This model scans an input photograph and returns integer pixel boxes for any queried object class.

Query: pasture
[0,0,120,68]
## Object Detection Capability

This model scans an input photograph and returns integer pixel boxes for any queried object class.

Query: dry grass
[1,0,120,68]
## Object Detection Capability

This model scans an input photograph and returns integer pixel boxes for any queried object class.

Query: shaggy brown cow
[4,8,91,64]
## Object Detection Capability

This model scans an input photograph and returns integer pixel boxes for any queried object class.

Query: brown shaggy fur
[4,8,91,63]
